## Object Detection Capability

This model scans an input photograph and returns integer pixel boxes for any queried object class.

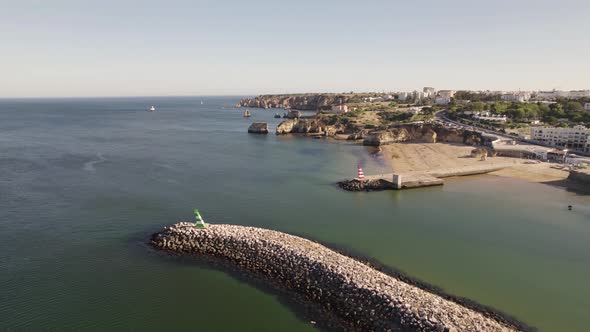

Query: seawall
[151,223,524,332]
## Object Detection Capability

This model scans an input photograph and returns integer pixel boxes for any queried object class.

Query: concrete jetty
[340,165,507,191]
[152,223,525,332]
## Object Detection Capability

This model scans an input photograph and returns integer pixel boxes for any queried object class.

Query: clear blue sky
[1,0,589,97]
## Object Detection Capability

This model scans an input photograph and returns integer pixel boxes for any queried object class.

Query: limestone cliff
[275,118,344,136]
[362,124,483,146]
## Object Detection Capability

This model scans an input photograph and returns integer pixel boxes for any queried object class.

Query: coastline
[152,223,530,332]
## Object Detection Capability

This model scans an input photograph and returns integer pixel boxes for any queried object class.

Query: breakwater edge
[151,223,531,332]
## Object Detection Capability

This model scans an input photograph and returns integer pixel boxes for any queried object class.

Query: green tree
[565,101,583,112]
[508,108,526,120]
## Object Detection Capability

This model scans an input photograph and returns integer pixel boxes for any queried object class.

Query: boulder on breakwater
[151,223,523,332]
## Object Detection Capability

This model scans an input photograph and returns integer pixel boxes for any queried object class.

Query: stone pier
[151,223,527,332]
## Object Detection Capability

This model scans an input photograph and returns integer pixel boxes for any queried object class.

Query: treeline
[453,91,502,102]
[450,100,590,125]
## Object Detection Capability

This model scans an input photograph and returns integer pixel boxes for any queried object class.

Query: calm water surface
[1,97,589,331]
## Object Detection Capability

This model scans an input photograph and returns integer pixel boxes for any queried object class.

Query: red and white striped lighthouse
[357,164,365,180]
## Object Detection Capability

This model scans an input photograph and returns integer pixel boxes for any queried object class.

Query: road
[434,111,515,140]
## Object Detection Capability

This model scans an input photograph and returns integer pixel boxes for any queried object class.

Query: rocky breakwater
[363,123,483,146]
[247,122,269,134]
[338,179,394,191]
[237,94,349,110]
[152,222,524,332]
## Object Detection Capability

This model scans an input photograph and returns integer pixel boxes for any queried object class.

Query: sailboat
[200,100,204,105]
[149,105,156,112]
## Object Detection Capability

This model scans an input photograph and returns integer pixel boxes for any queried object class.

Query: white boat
[200,100,204,105]
[149,106,156,112]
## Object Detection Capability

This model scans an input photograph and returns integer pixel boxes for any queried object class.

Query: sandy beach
[380,142,571,183]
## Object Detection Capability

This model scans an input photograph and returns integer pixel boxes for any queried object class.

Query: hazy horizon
[2,0,589,98]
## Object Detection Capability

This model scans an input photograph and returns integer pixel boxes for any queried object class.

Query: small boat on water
[274,113,281,118]
[243,110,251,117]
[200,100,204,105]
[149,105,156,112]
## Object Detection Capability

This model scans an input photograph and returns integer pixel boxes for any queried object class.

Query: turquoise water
[0,97,589,331]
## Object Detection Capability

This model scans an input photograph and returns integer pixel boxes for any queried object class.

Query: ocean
[0,96,589,331]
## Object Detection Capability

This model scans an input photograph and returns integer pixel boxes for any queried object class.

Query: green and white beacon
[193,209,208,229]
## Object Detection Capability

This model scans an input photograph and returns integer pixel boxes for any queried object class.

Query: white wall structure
[531,125,590,153]
[474,114,508,122]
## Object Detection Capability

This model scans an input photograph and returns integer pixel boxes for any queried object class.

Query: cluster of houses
[534,89,590,100]
[480,89,590,101]
[359,87,456,105]
[326,88,590,119]
[359,88,590,106]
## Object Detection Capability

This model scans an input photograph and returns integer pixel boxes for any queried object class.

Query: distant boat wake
[83,153,106,172]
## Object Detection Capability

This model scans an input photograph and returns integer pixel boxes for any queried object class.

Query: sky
[1,0,589,97]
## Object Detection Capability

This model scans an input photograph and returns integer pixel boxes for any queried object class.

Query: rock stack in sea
[247,122,269,134]
[151,223,524,332]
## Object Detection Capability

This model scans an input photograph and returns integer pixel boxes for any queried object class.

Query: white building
[585,103,590,111]
[437,90,456,99]
[397,92,409,101]
[536,90,558,100]
[331,105,349,114]
[423,87,435,97]
[474,114,508,123]
[531,125,590,152]
[501,92,531,102]
[569,90,590,98]
[413,91,426,100]
[364,96,385,102]
[434,96,451,105]
[536,90,590,100]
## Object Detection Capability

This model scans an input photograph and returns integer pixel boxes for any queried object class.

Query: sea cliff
[273,119,483,147]
[361,124,483,146]
[152,223,527,332]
